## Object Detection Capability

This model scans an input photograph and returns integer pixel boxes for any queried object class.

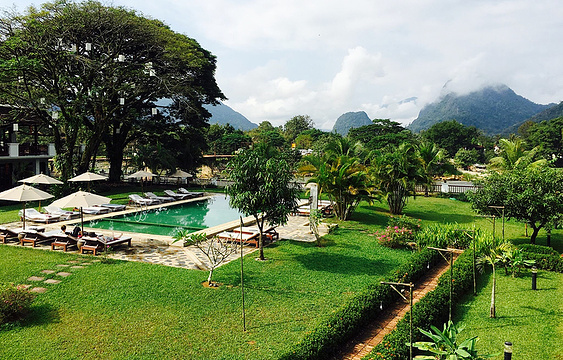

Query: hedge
[365,249,475,359]
[518,243,560,256]
[278,248,443,360]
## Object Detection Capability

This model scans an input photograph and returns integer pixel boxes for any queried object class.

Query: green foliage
[371,143,424,214]
[367,249,476,359]
[521,252,563,272]
[488,137,545,170]
[0,283,35,324]
[388,215,422,233]
[279,248,442,360]
[348,119,414,151]
[454,148,480,169]
[301,138,375,220]
[421,120,482,158]
[523,116,563,167]
[283,115,314,143]
[410,320,496,359]
[518,243,560,255]
[469,167,563,244]
[376,226,415,248]
[415,223,476,250]
[226,144,299,259]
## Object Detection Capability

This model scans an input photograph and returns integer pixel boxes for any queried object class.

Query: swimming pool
[87,195,243,236]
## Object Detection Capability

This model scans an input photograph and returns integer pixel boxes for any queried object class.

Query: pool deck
[4,195,324,270]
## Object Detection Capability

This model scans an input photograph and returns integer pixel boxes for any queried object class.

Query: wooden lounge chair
[21,230,67,247]
[80,234,132,256]
[216,231,260,248]
[0,227,25,244]
[232,226,279,242]
[51,226,81,252]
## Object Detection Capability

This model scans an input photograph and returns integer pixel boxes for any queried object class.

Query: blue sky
[2,0,563,129]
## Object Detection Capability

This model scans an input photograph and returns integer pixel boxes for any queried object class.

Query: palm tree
[489,137,546,170]
[477,241,510,318]
[371,143,424,214]
[417,141,445,196]
[300,144,376,221]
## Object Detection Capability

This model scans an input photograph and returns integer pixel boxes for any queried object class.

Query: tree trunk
[490,265,496,318]
[255,215,265,260]
[529,225,541,245]
[207,268,214,284]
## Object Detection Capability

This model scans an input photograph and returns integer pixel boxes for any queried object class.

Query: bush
[0,283,36,324]
[521,253,563,273]
[415,223,477,249]
[518,244,560,255]
[278,248,442,360]
[387,215,422,233]
[366,249,475,359]
[375,226,415,248]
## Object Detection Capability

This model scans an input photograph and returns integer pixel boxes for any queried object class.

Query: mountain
[204,102,257,131]
[408,84,551,135]
[504,101,563,135]
[332,111,372,136]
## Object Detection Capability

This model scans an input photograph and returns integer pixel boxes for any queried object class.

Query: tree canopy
[469,167,563,244]
[348,119,413,151]
[422,120,481,158]
[0,0,224,182]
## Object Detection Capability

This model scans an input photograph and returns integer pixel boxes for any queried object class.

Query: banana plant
[409,321,497,359]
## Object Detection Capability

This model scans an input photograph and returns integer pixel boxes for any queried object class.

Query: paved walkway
[4,211,323,270]
[333,253,460,360]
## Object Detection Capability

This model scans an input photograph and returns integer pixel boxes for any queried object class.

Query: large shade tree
[0,1,224,181]
[469,166,563,244]
[226,144,300,260]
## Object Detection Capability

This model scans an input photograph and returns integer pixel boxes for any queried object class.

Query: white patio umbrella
[126,170,153,192]
[0,184,54,230]
[170,169,193,178]
[19,173,63,210]
[50,190,111,232]
[19,173,63,185]
[68,171,107,191]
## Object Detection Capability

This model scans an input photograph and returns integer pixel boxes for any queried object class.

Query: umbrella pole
[80,207,84,234]
[22,202,26,230]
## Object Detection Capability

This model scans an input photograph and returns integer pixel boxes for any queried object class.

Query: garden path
[334,253,460,360]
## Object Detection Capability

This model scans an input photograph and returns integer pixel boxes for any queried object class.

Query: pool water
[87,195,243,236]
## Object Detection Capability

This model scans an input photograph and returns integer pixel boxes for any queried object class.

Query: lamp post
[504,341,513,360]
[381,281,414,360]
[531,266,537,290]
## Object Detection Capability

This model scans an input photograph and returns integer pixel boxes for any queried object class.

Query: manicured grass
[454,270,563,359]
[0,202,414,359]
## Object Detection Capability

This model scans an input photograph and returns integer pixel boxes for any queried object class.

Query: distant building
[0,105,56,190]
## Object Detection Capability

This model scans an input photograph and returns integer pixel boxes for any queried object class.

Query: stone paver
[27,276,45,282]
[41,270,56,274]
[71,265,85,269]
[44,279,61,284]
[56,264,70,267]
[56,272,72,277]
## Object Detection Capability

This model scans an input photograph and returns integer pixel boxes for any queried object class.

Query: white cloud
[4,0,563,129]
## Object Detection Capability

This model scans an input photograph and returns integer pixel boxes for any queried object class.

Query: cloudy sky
[2,0,563,129]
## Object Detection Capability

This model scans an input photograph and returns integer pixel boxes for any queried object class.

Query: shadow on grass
[293,252,397,276]
[0,303,60,332]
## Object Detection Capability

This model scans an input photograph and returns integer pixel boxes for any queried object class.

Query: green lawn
[0,202,414,359]
[1,196,561,359]
[454,270,563,359]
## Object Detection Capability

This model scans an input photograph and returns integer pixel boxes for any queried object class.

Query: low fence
[415,182,482,194]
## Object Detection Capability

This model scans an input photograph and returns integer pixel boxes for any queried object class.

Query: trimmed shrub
[518,243,560,256]
[365,249,475,359]
[376,226,415,248]
[521,252,563,273]
[278,248,442,360]
[0,283,36,324]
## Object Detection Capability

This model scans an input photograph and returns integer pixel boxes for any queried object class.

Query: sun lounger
[20,230,68,247]
[19,208,61,223]
[0,227,26,244]
[145,192,175,203]
[44,205,80,220]
[178,188,204,198]
[51,226,82,252]
[232,226,279,242]
[128,194,160,206]
[216,231,260,248]
[164,189,190,200]
[80,234,132,255]
[95,204,127,212]
[80,206,111,215]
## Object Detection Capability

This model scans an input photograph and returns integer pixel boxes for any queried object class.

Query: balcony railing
[0,143,56,158]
